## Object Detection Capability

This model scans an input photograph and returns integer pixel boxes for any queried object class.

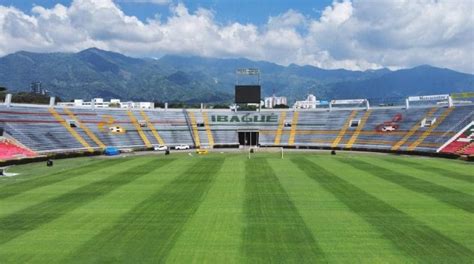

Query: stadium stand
[0,138,37,160]
[439,122,474,155]
[460,143,474,155]
[0,102,473,159]
[0,107,86,152]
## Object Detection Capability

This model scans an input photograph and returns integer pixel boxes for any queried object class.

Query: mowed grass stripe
[341,158,474,213]
[385,157,474,184]
[165,156,245,263]
[267,157,410,263]
[318,155,474,251]
[0,157,98,186]
[0,158,168,245]
[292,157,474,263]
[0,157,191,264]
[413,156,474,172]
[0,158,139,218]
[0,159,123,199]
[243,158,326,263]
[368,156,473,196]
[68,157,224,263]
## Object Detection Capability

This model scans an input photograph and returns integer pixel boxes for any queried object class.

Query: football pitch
[0,152,473,263]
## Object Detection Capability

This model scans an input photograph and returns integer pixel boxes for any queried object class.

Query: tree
[211,104,229,109]
[11,92,50,104]
[238,104,258,111]
[274,104,289,109]
[109,102,121,108]
[168,102,186,108]
[0,87,6,103]
[153,101,165,108]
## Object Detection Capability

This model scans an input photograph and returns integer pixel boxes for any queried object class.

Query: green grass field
[0,152,473,263]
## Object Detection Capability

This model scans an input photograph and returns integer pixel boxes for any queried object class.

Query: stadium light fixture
[236,68,260,84]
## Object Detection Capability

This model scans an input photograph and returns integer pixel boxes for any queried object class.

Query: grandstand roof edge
[2,102,474,112]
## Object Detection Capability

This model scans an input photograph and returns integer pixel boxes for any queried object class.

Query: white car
[154,145,168,151]
[382,126,396,132]
[174,144,190,150]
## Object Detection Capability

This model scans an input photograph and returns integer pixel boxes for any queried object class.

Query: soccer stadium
[1,0,474,263]
[0,90,473,263]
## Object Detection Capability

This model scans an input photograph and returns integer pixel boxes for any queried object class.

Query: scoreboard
[235,85,261,104]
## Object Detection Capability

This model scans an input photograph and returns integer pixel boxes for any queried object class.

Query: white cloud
[305,0,474,72]
[115,0,171,5]
[0,0,472,73]
[319,0,352,25]
[267,9,307,29]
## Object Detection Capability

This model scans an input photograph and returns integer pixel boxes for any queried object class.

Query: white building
[120,101,155,109]
[264,95,288,108]
[57,98,154,109]
[294,94,317,109]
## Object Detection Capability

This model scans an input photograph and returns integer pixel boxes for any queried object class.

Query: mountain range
[0,48,472,104]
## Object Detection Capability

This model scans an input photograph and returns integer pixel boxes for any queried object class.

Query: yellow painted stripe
[288,112,299,145]
[64,108,106,149]
[346,110,372,149]
[188,111,201,148]
[140,110,165,145]
[408,107,454,151]
[48,108,93,152]
[274,111,287,145]
[127,110,152,148]
[392,107,437,151]
[331,110,358,148]
[202,112,215,147]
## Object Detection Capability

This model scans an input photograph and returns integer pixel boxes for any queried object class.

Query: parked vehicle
[175,144,190,150]
[196,149,208,154]
[154,145,168,151]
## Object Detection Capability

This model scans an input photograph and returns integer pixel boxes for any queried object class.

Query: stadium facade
[0,93,473,162]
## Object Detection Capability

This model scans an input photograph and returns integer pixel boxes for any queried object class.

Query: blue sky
[0,0,472,73]
[1,0,332,25]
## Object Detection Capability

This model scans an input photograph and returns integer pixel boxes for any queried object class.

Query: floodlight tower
[236,68,260,85]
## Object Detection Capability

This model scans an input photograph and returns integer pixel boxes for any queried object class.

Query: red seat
[440,141,467,153]
[0,140,37,160]
[461,143,474,155]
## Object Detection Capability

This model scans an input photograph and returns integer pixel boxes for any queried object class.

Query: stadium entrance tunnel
[238,131,259,146]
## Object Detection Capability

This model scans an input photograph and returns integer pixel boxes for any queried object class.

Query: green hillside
[0,48,473,103]
[0,152,472,263]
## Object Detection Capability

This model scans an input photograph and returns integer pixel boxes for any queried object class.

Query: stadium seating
[0,106,194,152]
[0,138,36,160]
[461,143,474,155]
[439,122,474,155]
[0,107,85,152]
[0,104,473,158]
